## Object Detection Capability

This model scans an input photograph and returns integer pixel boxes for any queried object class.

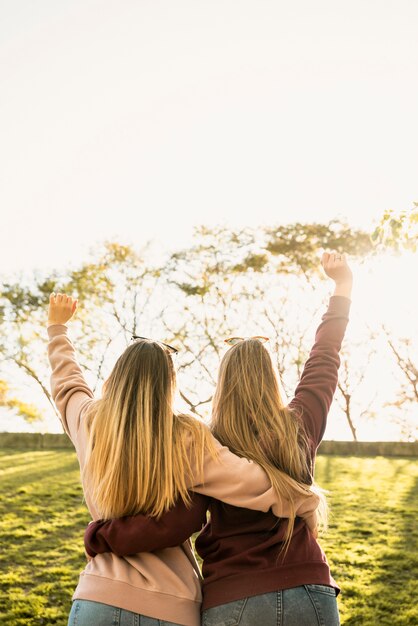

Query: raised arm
[289,252,352,448]
[47,293,94,442]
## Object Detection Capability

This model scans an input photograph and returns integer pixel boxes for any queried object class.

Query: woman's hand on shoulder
[48,293,78,327]
[321,252,353,298]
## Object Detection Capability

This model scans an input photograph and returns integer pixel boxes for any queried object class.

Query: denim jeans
[202,585,340,626]
[68,600,182,626]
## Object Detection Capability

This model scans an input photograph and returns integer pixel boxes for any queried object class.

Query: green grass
[0,451,417,626]
[0,451,90,626]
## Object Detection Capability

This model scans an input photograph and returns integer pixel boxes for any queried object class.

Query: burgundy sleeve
[84,493,209,557]
[288,296,351,449]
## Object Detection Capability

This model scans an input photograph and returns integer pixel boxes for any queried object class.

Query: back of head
[83,339,212,519]
[212,339,327,544]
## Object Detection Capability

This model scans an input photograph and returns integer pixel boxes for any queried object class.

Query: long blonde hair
[212,339,327,548]
[83,339,215,519]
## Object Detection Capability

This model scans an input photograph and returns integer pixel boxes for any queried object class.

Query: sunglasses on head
[224,336,269,346]
[131,335,179,354]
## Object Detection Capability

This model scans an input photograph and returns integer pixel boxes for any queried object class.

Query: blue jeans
[202,585,340,626]
[68,600,182,626]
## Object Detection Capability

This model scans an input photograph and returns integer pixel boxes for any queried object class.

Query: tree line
[1,207,417,440]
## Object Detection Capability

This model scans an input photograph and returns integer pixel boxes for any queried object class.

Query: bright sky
[0,2,417,439]
[1,0,417,273]
[2,251,417,440]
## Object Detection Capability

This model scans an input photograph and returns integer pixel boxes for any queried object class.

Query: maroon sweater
[84,295,350,610]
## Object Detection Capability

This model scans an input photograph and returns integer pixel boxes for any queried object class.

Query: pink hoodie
[48,324,319,626]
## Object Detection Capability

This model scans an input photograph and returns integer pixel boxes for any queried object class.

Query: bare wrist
[333,281,353,298]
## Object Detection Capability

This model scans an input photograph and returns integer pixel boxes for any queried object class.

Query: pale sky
[1,1,417,439]
[1,0,417,273]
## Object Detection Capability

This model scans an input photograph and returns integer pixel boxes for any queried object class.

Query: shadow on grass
[351,473,418,626]
[0,450,89,626]
[318,457,418,626]
[2,451,417,626]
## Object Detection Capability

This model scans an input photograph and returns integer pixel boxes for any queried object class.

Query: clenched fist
[321,252,353,284]
[321,252,353,299]
[48,293,78,327]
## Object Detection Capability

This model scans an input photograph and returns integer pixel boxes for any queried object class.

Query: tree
[336,336,379,442]
[0,379,42,422]
[0,241,167,424]
[265,219,374,277]
[0,274,61,418]
[385,334,418,403]
[165,221,373,413]
[163,227,266,415]
[0,219,379,429]
[371,204,418,252]
[368,204,418,440]
[382,328,418,441]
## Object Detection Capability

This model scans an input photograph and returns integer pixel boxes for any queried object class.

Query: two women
[47,262,327,625]
[79,250,352,626]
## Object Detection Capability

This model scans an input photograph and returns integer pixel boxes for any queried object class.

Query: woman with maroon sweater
[85,252,352,626]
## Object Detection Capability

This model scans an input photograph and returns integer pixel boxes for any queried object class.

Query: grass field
[0,450,417,626]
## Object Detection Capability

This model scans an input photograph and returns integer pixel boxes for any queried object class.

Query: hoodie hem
[73,573,201,626]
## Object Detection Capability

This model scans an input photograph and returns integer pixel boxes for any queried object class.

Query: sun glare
[352,251,416,332]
